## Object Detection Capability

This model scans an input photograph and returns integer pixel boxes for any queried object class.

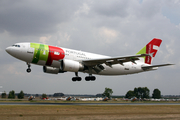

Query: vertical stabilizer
[136,38,162,64]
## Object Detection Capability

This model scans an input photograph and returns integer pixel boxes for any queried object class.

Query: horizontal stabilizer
[142,64,174,71]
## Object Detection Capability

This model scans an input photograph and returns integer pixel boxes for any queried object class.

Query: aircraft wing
[82,54,149,66]
[142,64,174,71]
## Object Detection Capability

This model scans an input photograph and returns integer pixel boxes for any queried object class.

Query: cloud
[98,27,118,43]
[0,62,27,80]
[75,3,90,16]
[165,40,174,59]
[57,32,71,46]
[0,0,84,36]
[39,36,51,44]
[161,0,180,25]
[92,0,129,17]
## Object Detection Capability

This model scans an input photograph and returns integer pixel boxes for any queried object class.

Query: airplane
[5,38,173,82]
[57,96,72,101]
[102,97,108,101]
[131,97,137,102]
[28,95,35,101]
[80,97,108,101]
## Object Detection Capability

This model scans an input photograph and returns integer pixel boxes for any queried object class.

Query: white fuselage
[6,42,146,76]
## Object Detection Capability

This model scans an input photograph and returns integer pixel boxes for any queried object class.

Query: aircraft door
[27,48,34,54]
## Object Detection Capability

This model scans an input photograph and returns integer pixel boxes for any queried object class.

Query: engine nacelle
[60,59,84,72]
[43,66,65,74]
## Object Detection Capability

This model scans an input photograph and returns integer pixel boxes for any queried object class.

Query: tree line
[1,90,24,99]
[1,87,161,99]
[1,91,64,99]
[1,88,113,99]
[125,87,161,99]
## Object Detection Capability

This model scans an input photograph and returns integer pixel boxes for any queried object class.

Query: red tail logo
[145,38,162,64]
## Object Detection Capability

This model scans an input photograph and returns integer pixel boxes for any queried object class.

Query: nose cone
[5,47,11,54]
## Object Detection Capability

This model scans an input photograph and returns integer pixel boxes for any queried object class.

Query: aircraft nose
[5,47,11,54]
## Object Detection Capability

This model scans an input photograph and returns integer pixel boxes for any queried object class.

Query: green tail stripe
[136,46,146,55]
[136,46,146,62]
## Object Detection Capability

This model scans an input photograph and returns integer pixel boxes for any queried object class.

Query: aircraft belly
[96,63,143,75]
[98,64,125,75]
[51,60,61,67]
[23,46,34,62]
[21,51,34,62]
[37,60,46,65]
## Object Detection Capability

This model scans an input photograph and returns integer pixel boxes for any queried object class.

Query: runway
[0,102,180,106]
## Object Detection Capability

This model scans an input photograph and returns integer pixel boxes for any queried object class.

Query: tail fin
[136,38,162,64]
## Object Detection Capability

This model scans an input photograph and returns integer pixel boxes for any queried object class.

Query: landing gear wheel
[85,67,96,81]
[72,72,82,82]
[77,77,82,81]
[72,77,82,82]
[72,77,76,82]
[85,76,90,81]
[91,76,96,81]
[85,76,96,81]
[26,69,31,73]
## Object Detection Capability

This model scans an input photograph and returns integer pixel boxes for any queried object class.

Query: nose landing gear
[26,63,31,73]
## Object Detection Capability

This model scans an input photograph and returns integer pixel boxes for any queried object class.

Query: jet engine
[60,59,84,72]
[43,66,65,74]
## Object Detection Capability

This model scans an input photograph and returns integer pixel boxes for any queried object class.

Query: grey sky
[0,0,179,95]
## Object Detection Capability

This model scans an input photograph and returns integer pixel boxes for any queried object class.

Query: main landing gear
[85,76,96,81]
[85,66,96,81]
[72,72,82,82]
[26,63,31,73]
[72,72,96,82]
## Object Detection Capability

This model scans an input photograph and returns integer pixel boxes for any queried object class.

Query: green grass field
[0,105,180,120]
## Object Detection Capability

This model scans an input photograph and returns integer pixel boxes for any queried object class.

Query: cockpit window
[12,45,20,47]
